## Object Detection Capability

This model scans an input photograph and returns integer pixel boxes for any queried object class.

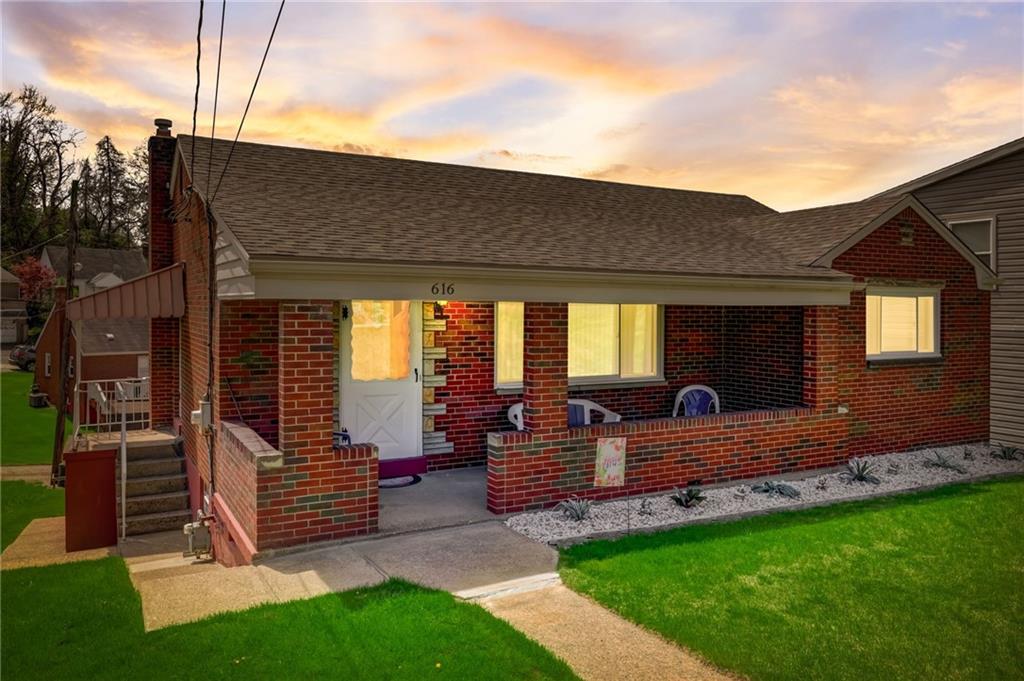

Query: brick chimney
[148,119,176,272]
[147,118,179,428]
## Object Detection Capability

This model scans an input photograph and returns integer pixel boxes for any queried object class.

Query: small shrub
[923,452,967,474]
[991,444,1022,461]
[638,498,654,516]
[963,447,976,461]
[733,485,750,498]
[670,486,706,508]
[751,480,801,499]
[556,496,592,521]
[815,476,829,491]
[841,458,881,485]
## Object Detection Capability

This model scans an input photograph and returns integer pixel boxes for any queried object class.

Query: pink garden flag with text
[594,437,626,487]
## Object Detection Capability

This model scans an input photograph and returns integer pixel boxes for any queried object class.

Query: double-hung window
[949,218,994,270]
[865,288,940,360]
[495,302,661,388]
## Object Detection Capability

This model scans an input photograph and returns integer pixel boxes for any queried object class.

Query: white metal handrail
[72,377,151,443]
[115,381,128,540]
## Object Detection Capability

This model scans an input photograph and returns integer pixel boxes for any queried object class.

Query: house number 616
[431,282,455,296]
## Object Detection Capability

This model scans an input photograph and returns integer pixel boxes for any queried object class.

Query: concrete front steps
[116,438,191,536]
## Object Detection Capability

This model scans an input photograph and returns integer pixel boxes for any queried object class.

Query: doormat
[379,475,422,489]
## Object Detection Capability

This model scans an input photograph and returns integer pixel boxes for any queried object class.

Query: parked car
[9,344,35,371]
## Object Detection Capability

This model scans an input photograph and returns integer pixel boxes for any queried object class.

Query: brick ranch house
[64,120,996,565]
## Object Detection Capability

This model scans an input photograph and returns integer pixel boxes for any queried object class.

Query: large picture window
[865,289,939,360]
[495,302,661,388]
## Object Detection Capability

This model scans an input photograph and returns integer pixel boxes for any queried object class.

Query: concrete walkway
[0,465,51,483]
[126,520,556,630]
[1,517,116,569]
[479,580,733,681]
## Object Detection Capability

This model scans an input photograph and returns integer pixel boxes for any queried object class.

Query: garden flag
[594,437,626,487]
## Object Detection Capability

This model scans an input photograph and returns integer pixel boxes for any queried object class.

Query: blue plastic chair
[672,385,721,417]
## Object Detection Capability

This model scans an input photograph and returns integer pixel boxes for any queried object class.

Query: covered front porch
[212,293,845,549]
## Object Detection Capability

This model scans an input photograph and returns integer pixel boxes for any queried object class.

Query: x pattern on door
[354,393,407,446]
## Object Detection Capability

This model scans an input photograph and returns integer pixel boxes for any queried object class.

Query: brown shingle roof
[43,246,148,282]
[76,318,148,355]
[725,195,907,266]
[178,136,880,281]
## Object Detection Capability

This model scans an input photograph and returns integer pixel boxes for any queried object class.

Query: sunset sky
[2,1,1021,210]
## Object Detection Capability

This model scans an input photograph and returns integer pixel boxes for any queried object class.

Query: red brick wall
[170,159,214,494]
[33,306,63,402]
[833,208,990,454]
[432,302,509,469]
[218,301,279,446]
[721,306,804,410]
[256,443,378,549]
[254,301,378,549]
[487,409,848,513]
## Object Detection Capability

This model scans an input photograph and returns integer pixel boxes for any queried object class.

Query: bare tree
[0,86,82,254]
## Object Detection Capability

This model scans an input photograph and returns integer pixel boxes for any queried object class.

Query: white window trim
[949,217,995,272]
[865,287,941,361]
[494,304,665,390]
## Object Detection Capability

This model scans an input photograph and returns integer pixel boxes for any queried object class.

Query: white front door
[340,300,422,460]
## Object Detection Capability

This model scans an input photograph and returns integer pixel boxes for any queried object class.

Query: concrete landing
[378,466,495,534]
[0,517,115,570]
[126,520,557,630]
[481,583,733,681]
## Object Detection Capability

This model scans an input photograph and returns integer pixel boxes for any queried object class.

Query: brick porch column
[148,121,179,427]
[803,306,840,411]
[522,302,568,436]
[278,301,335,456]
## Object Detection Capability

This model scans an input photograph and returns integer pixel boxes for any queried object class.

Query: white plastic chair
[507,399,622,431]
[672,385,720,417]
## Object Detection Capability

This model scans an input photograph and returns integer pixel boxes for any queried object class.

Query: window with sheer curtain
[865,289,939,359]
[495,302,661,387]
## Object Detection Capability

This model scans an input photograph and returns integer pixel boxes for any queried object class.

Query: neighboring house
[1,267,28,344]
[40,245,148,297]
[34,311,149,408]
[873,137,1023,448]
[62,120,996,565]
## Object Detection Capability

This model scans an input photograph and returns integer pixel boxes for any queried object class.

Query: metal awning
[67,262,185,321]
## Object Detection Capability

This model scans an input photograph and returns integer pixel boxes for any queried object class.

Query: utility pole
[51,180,79,485]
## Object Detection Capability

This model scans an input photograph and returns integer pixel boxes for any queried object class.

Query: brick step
[124,509,192,536]
[118,456,185,479]
[121,490,190,516]
[125,473,188,498]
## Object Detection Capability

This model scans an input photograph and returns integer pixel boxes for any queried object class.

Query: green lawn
[561,477,1024,681]
[1,369,60,465]
[2,558,577,680]
[1,480,65,549]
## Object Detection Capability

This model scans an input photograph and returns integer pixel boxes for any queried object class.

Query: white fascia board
[248,260,857,306]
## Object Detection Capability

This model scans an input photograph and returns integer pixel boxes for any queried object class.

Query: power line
[207,0,226,198]
[1,230,69,264]
[210,0,285,206]
[188,0,205,195]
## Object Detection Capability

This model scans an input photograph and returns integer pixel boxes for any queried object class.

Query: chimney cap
[154,118,173,136]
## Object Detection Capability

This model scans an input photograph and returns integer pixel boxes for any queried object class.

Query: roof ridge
[177,134,772,205]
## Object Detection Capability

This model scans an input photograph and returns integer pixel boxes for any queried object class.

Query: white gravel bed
[505,443,1024,544]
